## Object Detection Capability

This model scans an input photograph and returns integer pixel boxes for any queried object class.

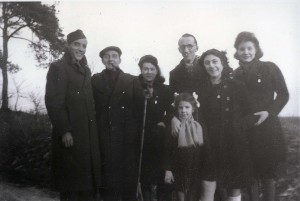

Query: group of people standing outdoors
[45,30,289,201]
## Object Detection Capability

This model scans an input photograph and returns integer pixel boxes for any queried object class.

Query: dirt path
[0,182,58,201]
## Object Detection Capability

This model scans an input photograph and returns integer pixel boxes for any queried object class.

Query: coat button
[225,108,230,112]
[226,97,230,101]
[77,91,80,94]
[223,85,227,89]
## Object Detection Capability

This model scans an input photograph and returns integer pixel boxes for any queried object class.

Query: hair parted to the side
[179,33,198,46]
[198,49,233,81]
[233,31,263,60]
[174,93,199,121]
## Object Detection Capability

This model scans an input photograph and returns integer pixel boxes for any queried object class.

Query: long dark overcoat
[198,77,258,188]
[234,60,289,176]
[133,75,172,187]
[45,52,102,192]
[91,69,139,200]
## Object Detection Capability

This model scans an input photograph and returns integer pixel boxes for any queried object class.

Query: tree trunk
[1,3,9,111]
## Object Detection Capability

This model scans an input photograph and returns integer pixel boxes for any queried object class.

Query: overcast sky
[1,0,299,116]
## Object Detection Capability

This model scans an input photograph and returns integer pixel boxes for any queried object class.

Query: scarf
[177,116,203,147]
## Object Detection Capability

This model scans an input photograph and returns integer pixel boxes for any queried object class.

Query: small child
[163,93,215,201]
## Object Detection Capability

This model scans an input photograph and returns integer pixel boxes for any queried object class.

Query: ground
[0,117,299,201]
[0,182,58,201]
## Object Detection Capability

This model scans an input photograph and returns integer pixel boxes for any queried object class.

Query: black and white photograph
[0,0,299,201]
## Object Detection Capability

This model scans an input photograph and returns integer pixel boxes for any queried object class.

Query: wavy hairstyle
[198,49,233,81]
[233,31,263,60]
[138,54,165,84]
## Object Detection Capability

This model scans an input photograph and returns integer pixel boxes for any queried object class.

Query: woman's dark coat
[198,76,258,188]
[234,60,289,174]
[45,52,102,192]
[133,75,172,187]
[91,69,139,200]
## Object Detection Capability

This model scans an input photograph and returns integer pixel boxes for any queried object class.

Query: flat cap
[99,46,122,58]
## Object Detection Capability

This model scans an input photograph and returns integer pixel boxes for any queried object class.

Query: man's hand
[254,111,269,126]
[157,122,166,128]
[62,132,73,147]
[164,170,174,184]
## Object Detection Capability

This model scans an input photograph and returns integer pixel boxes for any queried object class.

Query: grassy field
[276,117,300,201]
[0,116,299,201]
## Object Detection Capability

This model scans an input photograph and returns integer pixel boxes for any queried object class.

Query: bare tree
[11,77,27,111]
[28,91,42,115]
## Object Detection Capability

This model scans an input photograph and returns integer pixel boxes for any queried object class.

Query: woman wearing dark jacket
[198,49,258,201]
[233,32,289,201]
[133,55,173,201]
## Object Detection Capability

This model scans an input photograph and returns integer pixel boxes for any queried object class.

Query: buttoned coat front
[198,78,257,188]
[91,69,139,199]
[45,52,102,192]
[234,60,289,174]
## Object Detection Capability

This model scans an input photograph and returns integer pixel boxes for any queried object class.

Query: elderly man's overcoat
[45,51,102,192]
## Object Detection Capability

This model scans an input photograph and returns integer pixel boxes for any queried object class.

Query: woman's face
[141,62,158,82]
[237,41,257,63]
[178,101,193,120]
[203,54,223,80]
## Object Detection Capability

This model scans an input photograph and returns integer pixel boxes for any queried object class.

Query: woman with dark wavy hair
[198,49,257,201]
[233,31,289,201]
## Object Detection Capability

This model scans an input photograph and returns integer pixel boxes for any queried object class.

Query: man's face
[67,38,87,61]
[101,50,121,70]
[178,36,198,63]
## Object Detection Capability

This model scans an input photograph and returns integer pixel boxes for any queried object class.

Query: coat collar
[63,50,89,75]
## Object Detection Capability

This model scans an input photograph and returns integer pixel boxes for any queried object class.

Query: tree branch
[7,24,27,39]
[7,16,22,27]
[10,36,34,44]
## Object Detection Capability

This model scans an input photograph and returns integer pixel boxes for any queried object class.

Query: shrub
[0,110,52,188]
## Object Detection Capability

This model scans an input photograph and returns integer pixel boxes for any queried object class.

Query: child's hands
[164,170,174,184]
[171,116,181,136]
[254,111,269,126]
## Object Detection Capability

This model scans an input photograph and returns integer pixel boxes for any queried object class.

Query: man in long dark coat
[45,30,102,201]
[91,46,139,201]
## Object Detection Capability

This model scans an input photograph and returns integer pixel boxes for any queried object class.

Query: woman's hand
[62,132,73,147]
[164,170,174,184]
[171,116,181,136]
[254,111,269,126]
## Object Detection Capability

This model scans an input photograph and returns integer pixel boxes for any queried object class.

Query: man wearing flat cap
[45,29,101,201]
[92,46,139,201]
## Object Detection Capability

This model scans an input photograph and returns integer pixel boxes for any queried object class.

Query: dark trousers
[60,191,95,201]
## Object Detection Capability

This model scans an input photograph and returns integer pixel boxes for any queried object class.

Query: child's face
[178,101,193,120]
[237,41,256,63]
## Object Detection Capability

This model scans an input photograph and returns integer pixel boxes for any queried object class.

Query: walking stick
[136,97,148,201]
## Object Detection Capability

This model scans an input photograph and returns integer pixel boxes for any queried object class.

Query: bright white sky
[1,0,300,116]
